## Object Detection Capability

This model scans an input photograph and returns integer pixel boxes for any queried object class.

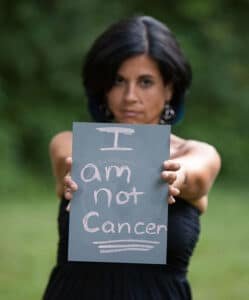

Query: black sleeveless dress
[43,198,200,300]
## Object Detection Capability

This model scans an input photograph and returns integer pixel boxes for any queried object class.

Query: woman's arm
[49,131,73,198]
[162,136,221,212]
[49,131,183,204]
[49,131,221,214]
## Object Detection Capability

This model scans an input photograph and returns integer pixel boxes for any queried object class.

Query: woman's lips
[122,110,141,117]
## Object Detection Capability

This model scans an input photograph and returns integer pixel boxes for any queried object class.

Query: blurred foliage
[0,0,248,192]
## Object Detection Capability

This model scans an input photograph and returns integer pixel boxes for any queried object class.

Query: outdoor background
[0,0,248,299]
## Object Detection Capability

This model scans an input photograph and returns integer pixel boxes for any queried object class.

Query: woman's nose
[123,83,139,103]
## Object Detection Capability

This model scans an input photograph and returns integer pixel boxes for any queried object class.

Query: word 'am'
[81,163,131,184]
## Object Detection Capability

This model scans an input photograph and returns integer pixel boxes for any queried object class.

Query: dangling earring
[160,103,175,124]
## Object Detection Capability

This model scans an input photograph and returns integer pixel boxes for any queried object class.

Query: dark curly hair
[83,16,192,124]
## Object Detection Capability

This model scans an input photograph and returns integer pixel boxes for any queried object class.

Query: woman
[43,16,221,299]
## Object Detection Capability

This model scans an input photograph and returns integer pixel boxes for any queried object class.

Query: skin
[50,54,221,213]
[106,55,172,125]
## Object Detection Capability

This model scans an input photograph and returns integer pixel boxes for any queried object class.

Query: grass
[0,183,57,300]
[0,183,248,299]
[189,186,249,299]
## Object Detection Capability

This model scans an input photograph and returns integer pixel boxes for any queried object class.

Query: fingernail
[169,196,175,204]
[163,161,168,167]
[175,188,180,195]
[65,191,71,200]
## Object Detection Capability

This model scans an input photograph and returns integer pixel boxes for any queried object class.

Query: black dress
[43,198,200,300]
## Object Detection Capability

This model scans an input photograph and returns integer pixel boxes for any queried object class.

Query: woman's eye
[114,75,124,85]
[140,78,154,88]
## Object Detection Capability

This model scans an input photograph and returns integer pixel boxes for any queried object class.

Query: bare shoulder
[170,134,188,157]
[171,134,220,157]
[170,134,221,213]
[170,134,221,178]
[186,139,221,164]
[50,131,72,146]
[49,131,72,159]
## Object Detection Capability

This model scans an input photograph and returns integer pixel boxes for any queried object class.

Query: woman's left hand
[161,160,182,204]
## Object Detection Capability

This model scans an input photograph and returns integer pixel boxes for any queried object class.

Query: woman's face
[106,54,173,124]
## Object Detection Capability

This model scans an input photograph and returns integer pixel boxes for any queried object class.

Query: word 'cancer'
[82,211,167,235]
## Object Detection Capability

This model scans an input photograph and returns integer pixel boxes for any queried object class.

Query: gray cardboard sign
[68,122,170,265]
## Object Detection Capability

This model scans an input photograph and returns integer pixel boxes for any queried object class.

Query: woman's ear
[164,83,173,103]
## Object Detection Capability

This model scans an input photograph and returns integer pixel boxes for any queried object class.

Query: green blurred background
[0,1,248,299]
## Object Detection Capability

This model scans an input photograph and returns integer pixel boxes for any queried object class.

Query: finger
[163,160,180,171]
[64,188,73,200]
[64,176,78,191]
[71,182,78,191]
[168,185,180,197]
[65,156,73,173]
[167,195,176,204]
[63,175,72,187]
[161,171,177,184]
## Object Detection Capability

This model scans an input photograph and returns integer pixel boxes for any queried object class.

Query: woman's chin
[114,117,143,124]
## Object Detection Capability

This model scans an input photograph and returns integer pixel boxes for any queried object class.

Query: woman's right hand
[63,157,78,200]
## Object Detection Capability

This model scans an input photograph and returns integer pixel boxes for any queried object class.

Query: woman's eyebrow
[139,74,154,78]
[116,73,125,78]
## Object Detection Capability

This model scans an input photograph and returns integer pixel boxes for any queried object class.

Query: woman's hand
[63,157,184,206]
[161,160,184,204]
[63,157,78,201]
